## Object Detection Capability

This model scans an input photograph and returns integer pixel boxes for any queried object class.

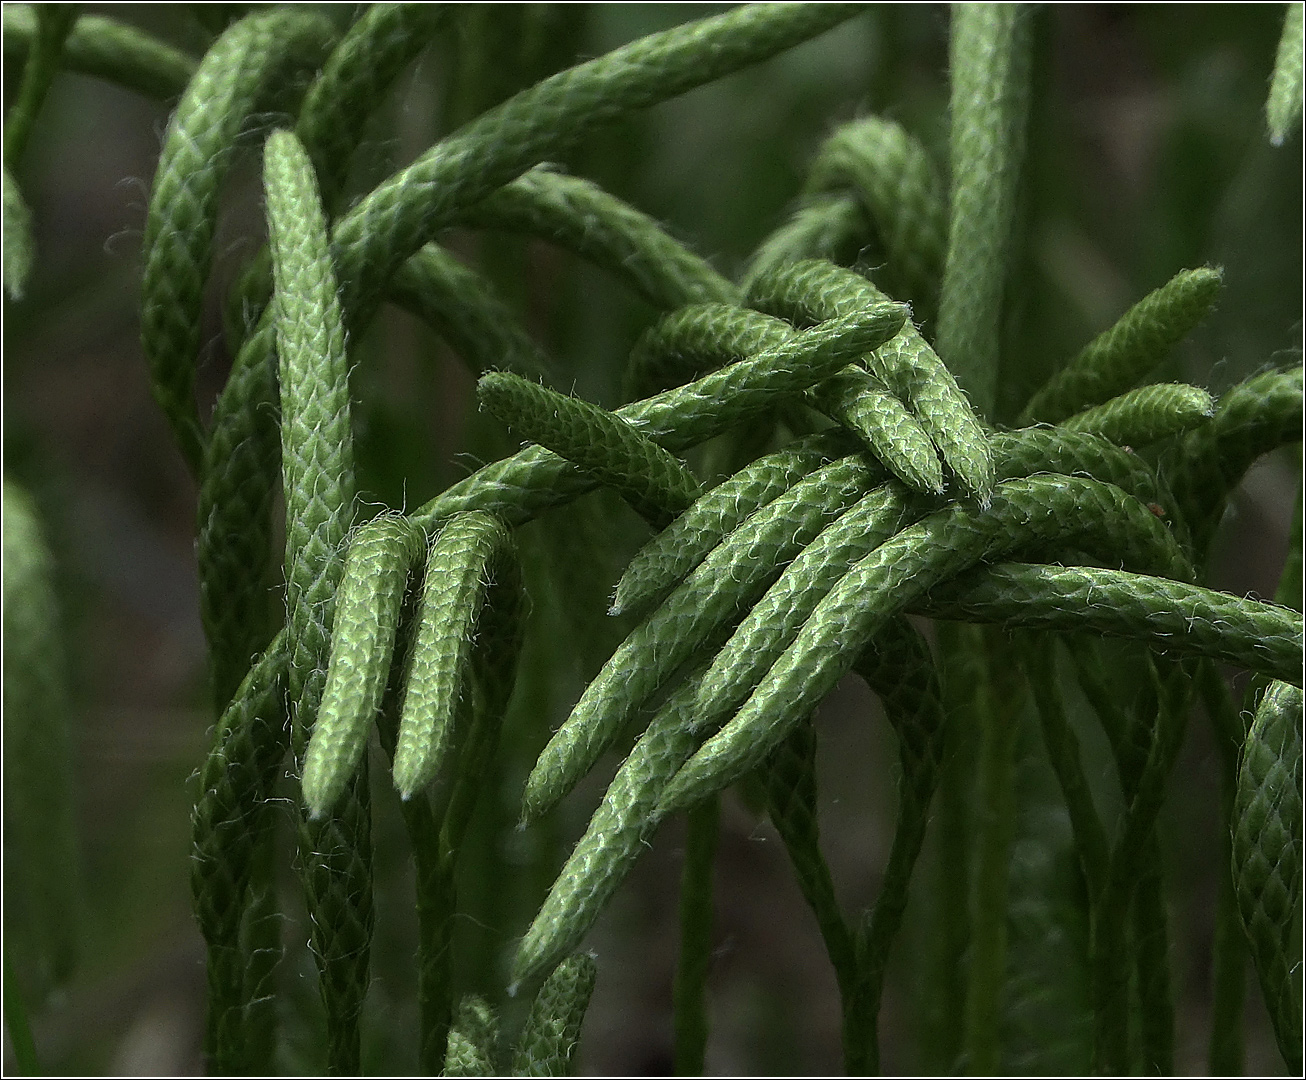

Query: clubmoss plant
[2,3,1302,1076]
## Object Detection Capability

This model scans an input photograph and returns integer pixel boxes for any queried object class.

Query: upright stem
[937,3,1033,416]
[961,629,1025,1074]
[674,796,721,1076]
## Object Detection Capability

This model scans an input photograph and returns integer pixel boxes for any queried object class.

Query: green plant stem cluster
[3,3,1302,1077]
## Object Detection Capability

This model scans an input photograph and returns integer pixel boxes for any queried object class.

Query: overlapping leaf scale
[190,631,288,1073]
[141,8,338,474]
[747,258,993,500]
[809,368,946,494]
[413,301,906,530]
[510,953,598,1076]
[917,564,1303,685]
[444,996,500,1077]
[1019,267,1224,425]
[201,5,867,710]
[612,432,851,616]
[302,516,426,817]
[520,454,883,823]
[1062,383,1215,446]
[1169,365,1304,555]
[394,510,521,801]
[657,474,1193,816]
[800,114,948,315]
[1233,680,1303,1072]
[478,372,703,525]
[625,303,797,401]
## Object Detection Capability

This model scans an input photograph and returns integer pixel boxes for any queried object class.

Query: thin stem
[673,796,720,1076]
[962,630,1024,1075]
[1199,659,1248,1075]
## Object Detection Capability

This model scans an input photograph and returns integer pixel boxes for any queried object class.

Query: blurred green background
[3,4,1300,1074]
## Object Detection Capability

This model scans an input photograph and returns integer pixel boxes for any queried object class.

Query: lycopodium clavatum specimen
[3,3,1301,1076]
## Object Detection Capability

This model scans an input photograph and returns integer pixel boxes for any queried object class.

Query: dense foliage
[3,4,1302,1075]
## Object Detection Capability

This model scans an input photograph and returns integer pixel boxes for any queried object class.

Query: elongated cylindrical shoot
[394,511,518,800]
[936,3,1032,415]
[3,480,79,998]
[295,3,452,213]
[1019,267,1224,425]
[1061,382,1214,445]
[510,953,598,1076]
[611,432,846,616]
[1233,679,1303,1072]
[802,114,947,313]
[460,166,739,311]
[1170,365,1304,552]
[917,563,1302,686]
[197,5,872,709]
[521,453,881,822]
[302,516,426,817]
[191,630,288,1074]
[444,995,500,1077]
[747,258,993,500]
[3,2,75,164]
[810,368,945,494]
[412,301,905,531]
[690,484,921,744]
[3,167,34,301]
[478,372,703,524]
[2,5,196,100]
[388,245,554,381]
[330,4,864,320]
[266,126,371,1076]
[142,9,337,473]
[513,673,707,987]
[657,474,1192,816]
[1268,2,1305,145]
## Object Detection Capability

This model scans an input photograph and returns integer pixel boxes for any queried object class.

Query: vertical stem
[674,796,721,1076]
[1199,660,1247,1075]
[922,621,982,1073]
[937,3,1033,415]
[1090,660,1191,1075]
[961,630,1022,1075]
[1132,836,1175,1075]
[754,727,861,1070]
[240,826,282,1074]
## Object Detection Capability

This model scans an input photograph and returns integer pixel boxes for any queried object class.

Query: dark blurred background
[3,4,1300,1075]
